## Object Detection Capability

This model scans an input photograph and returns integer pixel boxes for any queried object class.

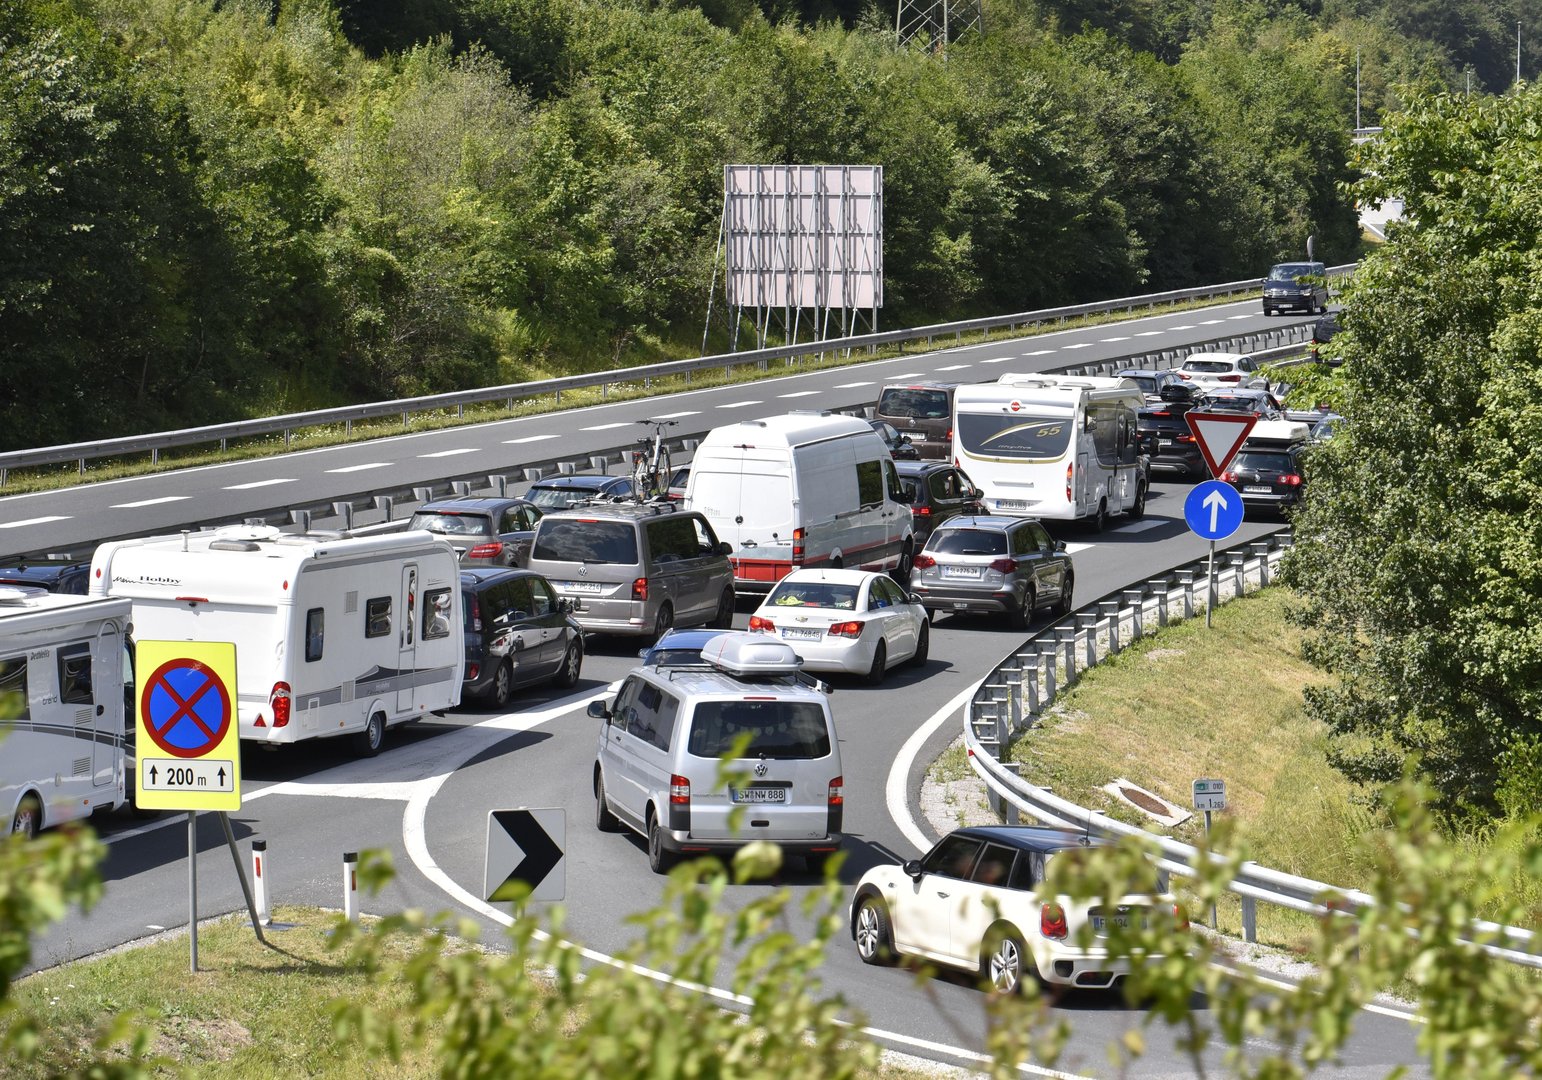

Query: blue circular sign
[140,659,232,759]
[1184,480,1245,541]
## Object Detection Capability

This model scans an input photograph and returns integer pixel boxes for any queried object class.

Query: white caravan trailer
[685,412,916,591]
[1,588,133,836]
[953,375,1149,529]
[90,526,462,756]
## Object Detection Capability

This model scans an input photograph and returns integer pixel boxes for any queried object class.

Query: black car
[1261,261,1329,316]
[410,496,542,568]
[1221,444,1308,517]
[460,567,584,707]
[1310,310,1342,365]
[525,474,636,510]
[894,460,984,546]
[1116,368,1186,404]
[0,561,89,594]
[1137,383,1206,478]
[1195,388,1286,420]
[868,419,921,460]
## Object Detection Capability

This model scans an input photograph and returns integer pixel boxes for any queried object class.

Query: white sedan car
[748,569,928,683]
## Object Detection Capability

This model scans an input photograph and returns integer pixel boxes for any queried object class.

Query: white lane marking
[0,516,70,529]
[1135,331,1164,337]
[889,373,926,379]
[650,410,700,419]
[716,400,762,409]
[1170,324,1196,330]
[1199,319,1225,326]
[979,357,1011,363]
[1022,349,1055,357]
[581,423,633,431]
[224,478,296,490]
[834,381,872,389]
[326,462,392,474]
[935,364,971,371]
[1227,314,1253,320]
[504,434,560,444]
[1100,336,1130,343]
[1062,343,1093,350]
[111,496,189,508]
[419,448,478,459]
[255,780,421,801]
[778,391,821,399]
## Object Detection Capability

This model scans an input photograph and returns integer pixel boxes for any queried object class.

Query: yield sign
[1183,411,1259,477]
[484,808,565,904]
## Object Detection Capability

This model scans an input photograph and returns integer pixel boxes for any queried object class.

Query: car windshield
[928,529,1007,556]
[878,388,950,419]
[766,581,859,609]
[532,520,639,563]
[955,412,1072,459]
[687,700,832,760]
[409,511,494,537]
[1120,375,1157,394]
[1182,360,1235,374]
[1267,263,1317,281]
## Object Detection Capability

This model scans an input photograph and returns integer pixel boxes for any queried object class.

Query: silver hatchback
[910,516,1074,629]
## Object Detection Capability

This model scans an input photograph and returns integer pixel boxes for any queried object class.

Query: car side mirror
[909,592,924,605]
[717,541,733,556]
[587,699,611,721]
[558,597,575,613]
[1054,540,1067,553]
[902,860,924,880]
[900,434,912,444]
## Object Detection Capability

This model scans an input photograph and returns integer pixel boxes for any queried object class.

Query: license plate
[995,499,1027,511]
[782,627,822,641]
[951,602,970,610]
[559,580,605,594]
[1091,914,1133,931]
[731,786,787,804]
[942,565,982,579]
[906,432,927,441]
[1244,486,1271,494]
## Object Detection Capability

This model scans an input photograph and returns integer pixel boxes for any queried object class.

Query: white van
[90,526,463,756]
[953,375,1149,529]
[685,412,916,591]
[1,589,134,836]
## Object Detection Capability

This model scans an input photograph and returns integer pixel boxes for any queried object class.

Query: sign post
[135,640,265,969]
[1192,779,1227,928]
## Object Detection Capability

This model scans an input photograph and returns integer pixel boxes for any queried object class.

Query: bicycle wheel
[653,445,672,497]
[631,451,653,498]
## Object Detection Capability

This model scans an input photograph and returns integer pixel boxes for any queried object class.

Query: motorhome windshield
[955,413,1072,459]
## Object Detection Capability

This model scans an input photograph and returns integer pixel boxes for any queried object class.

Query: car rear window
[1232,451,1297,473]
[878,387,951,419]
[532,520,639,564]
[927,528,1007,556]
[686,700,832,760]
[409,511,494,537]
[765,581,859,610]
[1182,360,1233,373]
[527,484,608,509]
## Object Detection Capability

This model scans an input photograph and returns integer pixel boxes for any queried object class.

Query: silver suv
[911,516,1075,629]
[526,502,736,640]
[590,634,843,874]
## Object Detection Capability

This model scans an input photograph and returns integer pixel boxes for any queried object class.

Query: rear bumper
[912,583,1019,615]
[661,828,843,855]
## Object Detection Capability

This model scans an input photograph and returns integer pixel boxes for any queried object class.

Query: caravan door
[398,564,419,713]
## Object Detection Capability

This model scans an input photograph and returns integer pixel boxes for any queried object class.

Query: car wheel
[354,712,386,758]
[891,542,914,587]
[829,556,844,570]
[11,794,41,838]
[647,812,674,875]
[552,640,582,689]
[1054,572,1075,618]
[650,603,674,644]
[1009,586,1035,630]
[854,896,896,966]
[1093,499,1109,533]
[908,622,930,668]
[491,660,513,708]
[595,772,622,833]
[711,588,735,630]
[1130,481,1147,519]
[983,926,1033,995]
[863,640,888,685]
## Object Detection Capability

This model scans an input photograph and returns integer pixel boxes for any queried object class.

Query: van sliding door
[398,564,418,713]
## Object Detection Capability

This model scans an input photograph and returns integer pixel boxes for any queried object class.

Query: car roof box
[1245,420,1310,447]
[701,634,805,678]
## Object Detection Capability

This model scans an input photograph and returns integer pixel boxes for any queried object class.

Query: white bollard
[251,840,271,926]
[343,851,360,922]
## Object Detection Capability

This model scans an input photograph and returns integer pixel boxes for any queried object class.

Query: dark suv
[894,461,984,546]
[410,497,542,567]
[1221,444,1308,518]
[1137,383,1206,478]
[1261,261,1329,316]
[460,567,584,706]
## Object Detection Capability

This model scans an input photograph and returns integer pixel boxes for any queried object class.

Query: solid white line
[0,516,70,529]
[886,681,984,853]
[224,479,296,490]
[111,496,189,508]
[418,449,478,458]
[326,462,392,474]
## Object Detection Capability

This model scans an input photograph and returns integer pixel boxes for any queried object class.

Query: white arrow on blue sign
[1183,480,1245,541]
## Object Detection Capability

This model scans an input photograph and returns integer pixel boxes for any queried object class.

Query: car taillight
[1281,474,1303,486]
[469,594,482,632]
[1220,374,1242,382]
[828,776,843,806]
[792,527,806,564]
[1221,471,1238,483]
[989,557,1017,575]
[270,682,291,728]
[670,774,690,804]
[465,662,480,682]
[1173,903,1190,931]
[1065,462,1073,503]
[466,541,504,560]
[632,577,648,601]
[944,427,952,442]
[828,621,864,638]
[913,553,936,569]
[1040,902,1069,940]
[1151,410,1170,417]
[912,505,931,515]
[1177,434,1194,443]
[1177,372,1192,380]
[748,615,775,632]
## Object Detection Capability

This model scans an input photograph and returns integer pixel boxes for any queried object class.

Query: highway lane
[0,302,1317,560]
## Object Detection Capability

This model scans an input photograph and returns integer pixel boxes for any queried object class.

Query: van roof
[0,589,132,629]
[696,411,873,449]
[1244,420,1310,446]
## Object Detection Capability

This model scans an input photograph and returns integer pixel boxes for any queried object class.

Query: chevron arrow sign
[484,808,566,904]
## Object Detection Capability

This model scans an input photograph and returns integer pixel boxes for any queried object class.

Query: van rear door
[688,464,794,586]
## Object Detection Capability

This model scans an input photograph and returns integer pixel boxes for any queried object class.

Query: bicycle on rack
[631,418,678,499]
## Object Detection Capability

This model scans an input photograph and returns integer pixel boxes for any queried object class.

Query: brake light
[670,774,690,804]
[1177,372,1192,380]
[466,542,505,560]
[270,682,291,728]
[1221,471,1238,483]
[1151,410,1170,417]
[632,577,648,601]
[469,594,482,632]
[1220,374,1242,382]
[989,557,1018,575]
[1040,902,1069,940]
[1280,474,1303,486]
[944,427,952,442]
[465,662,480,682]
[1177,434,1194,443]
[1173,903,1190,931]
[748,615,775,632]
[912,505,932,516]
[828,775,844,806]
[828,621,863,638]
[792,527,806,564]
[1065,462,1073,503]
[913,553,936,569]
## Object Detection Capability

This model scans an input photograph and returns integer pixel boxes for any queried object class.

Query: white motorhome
[90,527,463,756]
[953,375,1149,529]
[685,412,916,591]
[1,588,133,836]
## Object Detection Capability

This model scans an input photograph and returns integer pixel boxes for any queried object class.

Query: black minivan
[460,567,584,707]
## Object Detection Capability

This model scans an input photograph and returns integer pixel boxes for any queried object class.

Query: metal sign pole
[188,811,199,973]
[219,812,267,946]
[1206,540,1216,628]
[1204,808,1217,929]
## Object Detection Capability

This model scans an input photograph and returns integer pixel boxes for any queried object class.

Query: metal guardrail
[960,537,1542,968]
[0,266,1355,485]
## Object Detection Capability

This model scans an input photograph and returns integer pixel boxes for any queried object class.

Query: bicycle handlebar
[638,418,679,428]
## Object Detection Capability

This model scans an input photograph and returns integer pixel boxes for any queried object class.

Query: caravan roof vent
[700,634,805,679]
[208,539,262,552]
[213,524,283,544]
[0,585,44,607]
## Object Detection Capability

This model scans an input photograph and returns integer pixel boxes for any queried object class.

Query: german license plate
[731,786,787,804]
[907,432,927,441]
[995,499,1027,511]
[1244,486,1271,494]
[782,627,822,641]
[559,581,605,593]
[942,565,982,579]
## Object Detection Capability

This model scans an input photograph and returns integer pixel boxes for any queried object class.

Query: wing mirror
[902,859,924,881]
[717,541,733,556]
[1054,540,1067,553]
[587,699,611,721]
[558,596,575,614]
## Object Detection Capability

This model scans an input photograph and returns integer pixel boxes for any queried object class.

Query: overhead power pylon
[896,0,983,55]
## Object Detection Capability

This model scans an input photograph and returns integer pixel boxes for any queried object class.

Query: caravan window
[422,588,453,640]
[0,655,27,720]
[365,597,392,638]
[305,609,325,662]
[57,644,93,704]
[856,460,883,508]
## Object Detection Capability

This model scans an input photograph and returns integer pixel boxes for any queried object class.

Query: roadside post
[135,640,264,971]
[484,808,567,924]
[1181,411,1257,626]
[1192,779,1228,929]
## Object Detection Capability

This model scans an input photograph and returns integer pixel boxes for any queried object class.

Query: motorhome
[90,526,463,756]
[953,375,1149,529]
[1,588,134,836]
[684,412,916,591]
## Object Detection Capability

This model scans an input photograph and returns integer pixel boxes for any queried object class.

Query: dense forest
[0,0,1531,449]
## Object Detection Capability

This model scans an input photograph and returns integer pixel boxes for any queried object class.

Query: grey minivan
[526,502,736,640]
[873,382,960,460]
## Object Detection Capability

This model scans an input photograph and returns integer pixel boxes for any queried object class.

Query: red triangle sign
[1184,411,1258,477]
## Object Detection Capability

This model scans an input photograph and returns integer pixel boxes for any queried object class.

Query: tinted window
[409,511,493,538]
[504,577,534,619]
[921,834,984,879]
[610,678,642,735]
[1007,851,1043,891]
[956,413,1071,459]
[528,577,555,617]
[856,460,883,507]
[927,470,961,502]
[0,655,26,717]
[305,608,325,661]
[1232,450,1298,474]
[526,485,607,510]
[685,700,832,759]
[1025,521,1054,553]
[1120,374,1157,395]
[533,520,639,564]
[1182,360,1233,374]
[647,517,699,562]
[365,597,392,638]
[422,588,452,639]
[883,458,906,503]
[57,644,93,704]
[927,528,1007,556]
[972,843,1017,887]
[878,387,951,419]
[689,517,719,554]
